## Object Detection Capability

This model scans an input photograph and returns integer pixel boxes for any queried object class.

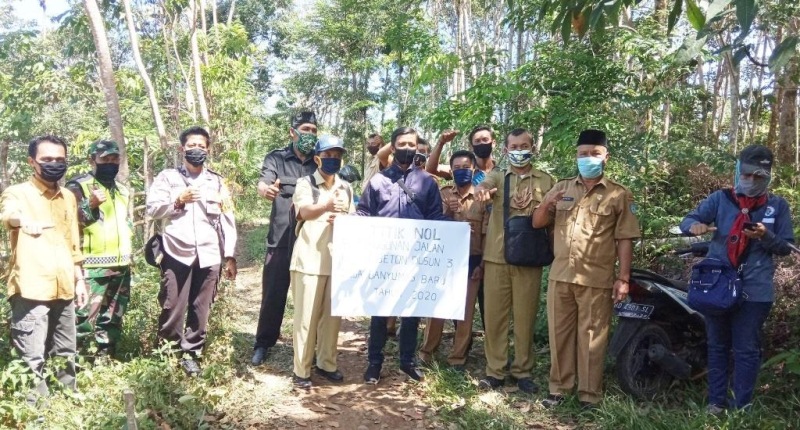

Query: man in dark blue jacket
[357,127,449,384]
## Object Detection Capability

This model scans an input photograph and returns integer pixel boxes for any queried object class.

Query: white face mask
[507,150,532,167]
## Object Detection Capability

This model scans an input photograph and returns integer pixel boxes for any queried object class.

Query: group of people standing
[250,111,640,409]
[1,111,790,416]
[2,127,238,405]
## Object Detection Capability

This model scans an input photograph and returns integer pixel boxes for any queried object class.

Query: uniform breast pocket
[555,202,575,225]
[586,203,613,234]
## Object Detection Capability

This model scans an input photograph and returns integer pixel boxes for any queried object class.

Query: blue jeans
[368,316,420,367]
[704,301,772,409]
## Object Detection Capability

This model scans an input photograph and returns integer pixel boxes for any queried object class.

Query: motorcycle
[608,241,709,399]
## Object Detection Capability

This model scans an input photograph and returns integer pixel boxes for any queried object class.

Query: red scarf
[727,189,767,267]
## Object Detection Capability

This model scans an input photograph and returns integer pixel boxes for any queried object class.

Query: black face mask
[394,148,416,165]
[94,163,119,182]
[473,143,492,159]
[367,145,380,156]
[184,148,207,167]
[36,161,67,183]
[413,153,427,167]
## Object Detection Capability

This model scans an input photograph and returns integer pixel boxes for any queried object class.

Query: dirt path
[219,233,440,430]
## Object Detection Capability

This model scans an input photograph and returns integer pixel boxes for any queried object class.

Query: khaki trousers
[547,280,613,404]
[483,262,542,379]
[420,277,481,365]
[291,271,341,378]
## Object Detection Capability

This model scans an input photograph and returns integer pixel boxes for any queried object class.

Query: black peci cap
[577,129,607,147]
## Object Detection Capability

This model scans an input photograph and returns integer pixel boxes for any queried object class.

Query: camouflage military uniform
[75,266,131,347]
[66,140,133,353]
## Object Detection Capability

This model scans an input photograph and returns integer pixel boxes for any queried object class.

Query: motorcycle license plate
[614,302,655,319]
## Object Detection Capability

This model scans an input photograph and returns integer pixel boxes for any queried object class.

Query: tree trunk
[777,19,799,167]
[83,0,128,184]
[189,0,211,125]
[0,140,10,192]
[226,0,236,25]
[122,0,169,150]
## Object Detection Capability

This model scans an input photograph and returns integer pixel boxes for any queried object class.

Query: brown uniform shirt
[363,154,383,185]
[1,177,82,300]
[482,168,555,264]
[544,176,640,288]
[290,170,356,276]
[440,184,489,256]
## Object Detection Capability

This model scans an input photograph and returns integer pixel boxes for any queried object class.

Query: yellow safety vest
[77,178,133,268]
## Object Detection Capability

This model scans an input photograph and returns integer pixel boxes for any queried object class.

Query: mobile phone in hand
[743,222,758,231]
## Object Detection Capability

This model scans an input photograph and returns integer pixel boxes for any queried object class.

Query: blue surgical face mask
[507,150,532,167]
[577,156,604,179]
[318,157,342,175]
[453,168,473,186]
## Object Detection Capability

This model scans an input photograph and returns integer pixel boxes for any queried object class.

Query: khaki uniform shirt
[545,176,641,288]
[363,154,382,185]
[146,167,238,268]
[290,170,356,276]
[1,177,82,300]
[482,168,555,264]
[440,184,489,256]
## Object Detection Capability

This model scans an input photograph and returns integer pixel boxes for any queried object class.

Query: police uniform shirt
[544,176,640,288]
[481,168,555,264]
[440,184,489,256]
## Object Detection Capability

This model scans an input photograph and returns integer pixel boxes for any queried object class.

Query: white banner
[331,216,470,319]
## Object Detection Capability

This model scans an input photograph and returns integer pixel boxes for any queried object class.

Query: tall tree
[83,0,129,183]
[121,0,169,150]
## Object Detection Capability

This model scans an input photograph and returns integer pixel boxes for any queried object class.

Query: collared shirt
[259,146,317,249]
[290,170,356,276]
[1,176,82,300]
[146,167,237,268]
[680,190,794,302]
[363,154,383,185]
[544,176,641,288]
[356,163,449,221]
[440,184,489,256]
[481,168,555,264]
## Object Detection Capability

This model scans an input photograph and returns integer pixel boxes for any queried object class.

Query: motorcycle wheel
[614,323,673,400]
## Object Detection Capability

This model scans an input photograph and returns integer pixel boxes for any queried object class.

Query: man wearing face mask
[252,111,319,366]
[289,135,355,390]
[358,127,450,384]
[680,145,793,414]
[419,150,488,371]
[426,126,499,184]
[363,133,387,185]
[1,135,88,404]
[65,140,132,357]
[532,129,640,409]
[474,128,554,394]
[147,126,238,376]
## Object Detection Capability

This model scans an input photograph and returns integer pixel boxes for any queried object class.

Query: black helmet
[338,164,361,183]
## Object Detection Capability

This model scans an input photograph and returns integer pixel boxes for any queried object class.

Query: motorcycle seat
[631,268,689,292]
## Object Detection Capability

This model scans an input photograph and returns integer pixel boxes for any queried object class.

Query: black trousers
[254,247,291,349]
[157,253,220,356]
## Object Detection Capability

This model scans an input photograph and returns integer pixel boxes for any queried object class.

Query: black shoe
[315,367,344,382]
[251,347,269,366]
[180,358,201,377]
[293,374,312,390]
[399,364,424,382]
[364,364,381,384]
[478,376,503,390]
[580,401,598,411]
[542,394,565,408]
[515,377,539,394]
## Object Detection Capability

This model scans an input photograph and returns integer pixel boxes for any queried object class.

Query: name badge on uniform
[762,217,775,224]
[561,196,575,201]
